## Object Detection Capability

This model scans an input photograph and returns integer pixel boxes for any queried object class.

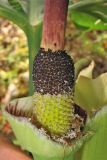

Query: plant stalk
[41,0,69,51]
[27,23,42,95]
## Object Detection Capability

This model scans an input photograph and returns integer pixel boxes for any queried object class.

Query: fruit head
[32,48,75,136]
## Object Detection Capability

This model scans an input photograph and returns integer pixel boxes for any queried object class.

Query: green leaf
[0,0,27,15]
[71,10,107,30]
[75,58,92,79]
[81,105,107,160]
[77,61,94,79]
[0,2,31,34]
[75,73,107,111]
[0,0,9,7]
[69,0,107,10]
[8,0,26,14]
[18,0,29,14]
[69,0,107,30]
[0,0,44,26]
[28,0,44,26]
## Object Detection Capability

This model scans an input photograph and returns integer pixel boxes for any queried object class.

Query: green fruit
[33,92,74,135]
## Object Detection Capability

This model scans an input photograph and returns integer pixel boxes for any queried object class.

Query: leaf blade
[75,73,107,111]
[81,105,107,160]
[69,0,107,30]
[8,0,26,14]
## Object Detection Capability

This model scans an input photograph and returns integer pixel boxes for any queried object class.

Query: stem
[27,23,42,95]
[41,0,69,51]
[27,29,35,95]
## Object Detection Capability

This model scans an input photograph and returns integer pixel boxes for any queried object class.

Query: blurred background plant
[0,18,29,104]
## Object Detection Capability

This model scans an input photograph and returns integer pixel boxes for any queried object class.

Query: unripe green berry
[33,92,74,135]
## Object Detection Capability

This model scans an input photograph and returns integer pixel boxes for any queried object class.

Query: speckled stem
[41,0,69,51]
